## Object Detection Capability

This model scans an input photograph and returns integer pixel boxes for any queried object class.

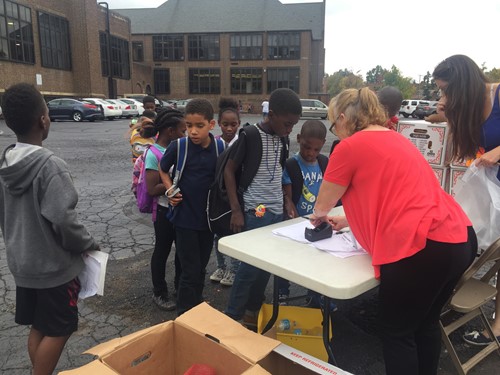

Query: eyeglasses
[329,115,340,134]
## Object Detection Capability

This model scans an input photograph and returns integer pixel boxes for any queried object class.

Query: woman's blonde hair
[328,87,387,136]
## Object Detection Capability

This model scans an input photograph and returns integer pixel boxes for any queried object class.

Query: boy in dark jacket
[0,83,99,375]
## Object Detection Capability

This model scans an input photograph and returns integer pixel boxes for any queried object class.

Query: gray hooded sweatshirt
[0,144,97,288]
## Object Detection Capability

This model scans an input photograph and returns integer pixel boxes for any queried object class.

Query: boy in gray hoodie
[0,83,99,375]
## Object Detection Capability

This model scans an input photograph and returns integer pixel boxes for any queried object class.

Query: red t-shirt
[325,130,471,278]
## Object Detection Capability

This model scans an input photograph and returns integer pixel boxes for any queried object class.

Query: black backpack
[285,154,329,205]
[207,124,288,237]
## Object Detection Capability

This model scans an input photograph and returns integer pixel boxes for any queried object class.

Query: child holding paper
[0,83,100,375]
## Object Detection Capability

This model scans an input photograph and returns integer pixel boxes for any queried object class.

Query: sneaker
[152,294,176,311]
[241,310,259,331]
[220,270,235,286]
[463,330,500,346]
[210,268,225,282]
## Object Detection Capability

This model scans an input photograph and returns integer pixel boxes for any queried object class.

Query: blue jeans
[225,211,283,320]
[214,235,240,272]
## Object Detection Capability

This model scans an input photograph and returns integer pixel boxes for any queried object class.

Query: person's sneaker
[241,310,259,332]
[152,294,176,311]
[220,270,235,286]
[210,268,225,282]
[463,330,500,346]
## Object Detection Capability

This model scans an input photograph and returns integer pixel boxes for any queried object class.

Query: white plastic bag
[454,163,500,249]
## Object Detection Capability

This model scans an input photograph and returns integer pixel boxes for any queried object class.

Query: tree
[366,65,416,99]
[366,65,388,91]
[485,67,500,82]
[325,69,363,97]
[420,72,435,100]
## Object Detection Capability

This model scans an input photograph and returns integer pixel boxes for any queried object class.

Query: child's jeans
[225,211,283,320]
[214,235,240,272]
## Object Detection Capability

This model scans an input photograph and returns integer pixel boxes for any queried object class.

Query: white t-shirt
[261,100,269,113]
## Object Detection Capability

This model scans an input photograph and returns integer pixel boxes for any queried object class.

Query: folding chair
[440,237,500,375]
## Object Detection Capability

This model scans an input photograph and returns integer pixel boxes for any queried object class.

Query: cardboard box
[431,166,448,189]
[449,167,467,197]
[257,304,332,362]
[397,121,448,166]
[60,303,348,375]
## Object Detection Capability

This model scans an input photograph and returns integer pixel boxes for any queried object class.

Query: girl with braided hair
[141,108,186,310]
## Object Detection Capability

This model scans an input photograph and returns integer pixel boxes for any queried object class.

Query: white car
[107,99,138,118]
[82,98,122,120]
[120,98,145,116]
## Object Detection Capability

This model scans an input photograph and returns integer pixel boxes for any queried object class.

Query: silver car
[300,99,328,119]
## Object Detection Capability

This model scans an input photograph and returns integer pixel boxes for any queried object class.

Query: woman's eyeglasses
[329,115,340,134]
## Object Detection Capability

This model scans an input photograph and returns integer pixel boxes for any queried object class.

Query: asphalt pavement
[0,115,498,374]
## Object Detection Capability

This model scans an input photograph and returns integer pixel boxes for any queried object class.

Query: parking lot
[0,115,497,374]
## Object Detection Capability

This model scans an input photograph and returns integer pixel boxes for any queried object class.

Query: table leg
[322,296,338,366]
[262,275,280,334]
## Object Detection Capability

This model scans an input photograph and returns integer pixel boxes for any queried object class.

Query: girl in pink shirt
[310,88,476,375]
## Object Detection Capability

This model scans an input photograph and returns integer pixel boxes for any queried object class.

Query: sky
[105,0,500,82]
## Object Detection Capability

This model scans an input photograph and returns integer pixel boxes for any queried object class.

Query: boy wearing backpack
[278,120,329,303]
[224,88,302,327]
[159,99,224,315]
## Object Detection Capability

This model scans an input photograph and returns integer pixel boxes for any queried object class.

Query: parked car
[399,99,428,118]
[124,94,163,112]
[414,101,438,119]
[107,99,138,118]
[120,98,145,116]
[175,99,192,113]
[82,98,122,120]
[47,98,102,122]
[300,99,328,119]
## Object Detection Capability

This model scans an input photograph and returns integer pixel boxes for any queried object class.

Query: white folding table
[218,206,380,364]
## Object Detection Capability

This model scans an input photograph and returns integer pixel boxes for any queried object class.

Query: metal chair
[440,237,500,374]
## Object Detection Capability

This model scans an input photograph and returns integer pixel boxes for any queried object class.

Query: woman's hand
[309,213,328,227]
[476,146,500,167]
[328,215,349,231]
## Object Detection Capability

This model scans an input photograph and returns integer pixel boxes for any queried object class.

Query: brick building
[118,0,326,110]
[0,0,132,99]
[0,0,326,109]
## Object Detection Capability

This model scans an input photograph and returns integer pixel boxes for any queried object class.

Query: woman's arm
[145,169,166,197]
[476,145,500,167]
[309,180,347,226]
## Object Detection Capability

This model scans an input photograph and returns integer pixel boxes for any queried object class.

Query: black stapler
[305,221,333,242]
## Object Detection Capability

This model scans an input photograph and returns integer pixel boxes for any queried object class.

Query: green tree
[325,69,363,97]
[366,65,388,91]
[485,67,500,82]
[420,72,435,100]
[366,64,415,99]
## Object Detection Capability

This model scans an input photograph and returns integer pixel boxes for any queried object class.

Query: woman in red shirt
[310,88,477,375]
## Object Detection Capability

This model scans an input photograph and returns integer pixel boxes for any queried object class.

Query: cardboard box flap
[176,303,279,363]
[241,364,271,374]
[83,321,173,357]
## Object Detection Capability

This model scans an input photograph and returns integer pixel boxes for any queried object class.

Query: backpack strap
[214,137,226,157]
[172,137,188,186]
[285,157,303,205]
[317,154,329,174]
[238,124,262,193]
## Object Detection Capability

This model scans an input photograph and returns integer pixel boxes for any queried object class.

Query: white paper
[272,220,367,258]
[78,251,109,299]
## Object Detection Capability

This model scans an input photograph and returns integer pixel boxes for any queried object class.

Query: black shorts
[15,278,80,337]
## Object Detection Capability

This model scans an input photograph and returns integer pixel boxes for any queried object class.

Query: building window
[132,41,143,62]
[189,68,220,94]
[230,33,262,60]
[152,35,183,61]
[0,0,34,63]
[100,32,130,80]
[267,67,300,93]
[188,34,219,61]
[267,32,300,60]
[154,69,170,94]
[37,12,71,70]
[230,68,262,94]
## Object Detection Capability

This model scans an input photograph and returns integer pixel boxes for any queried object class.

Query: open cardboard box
[60,303,350,375]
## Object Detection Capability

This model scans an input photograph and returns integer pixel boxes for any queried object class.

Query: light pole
[98,2,115,98]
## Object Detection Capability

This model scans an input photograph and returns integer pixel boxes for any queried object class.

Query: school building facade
[0,0,326,109]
